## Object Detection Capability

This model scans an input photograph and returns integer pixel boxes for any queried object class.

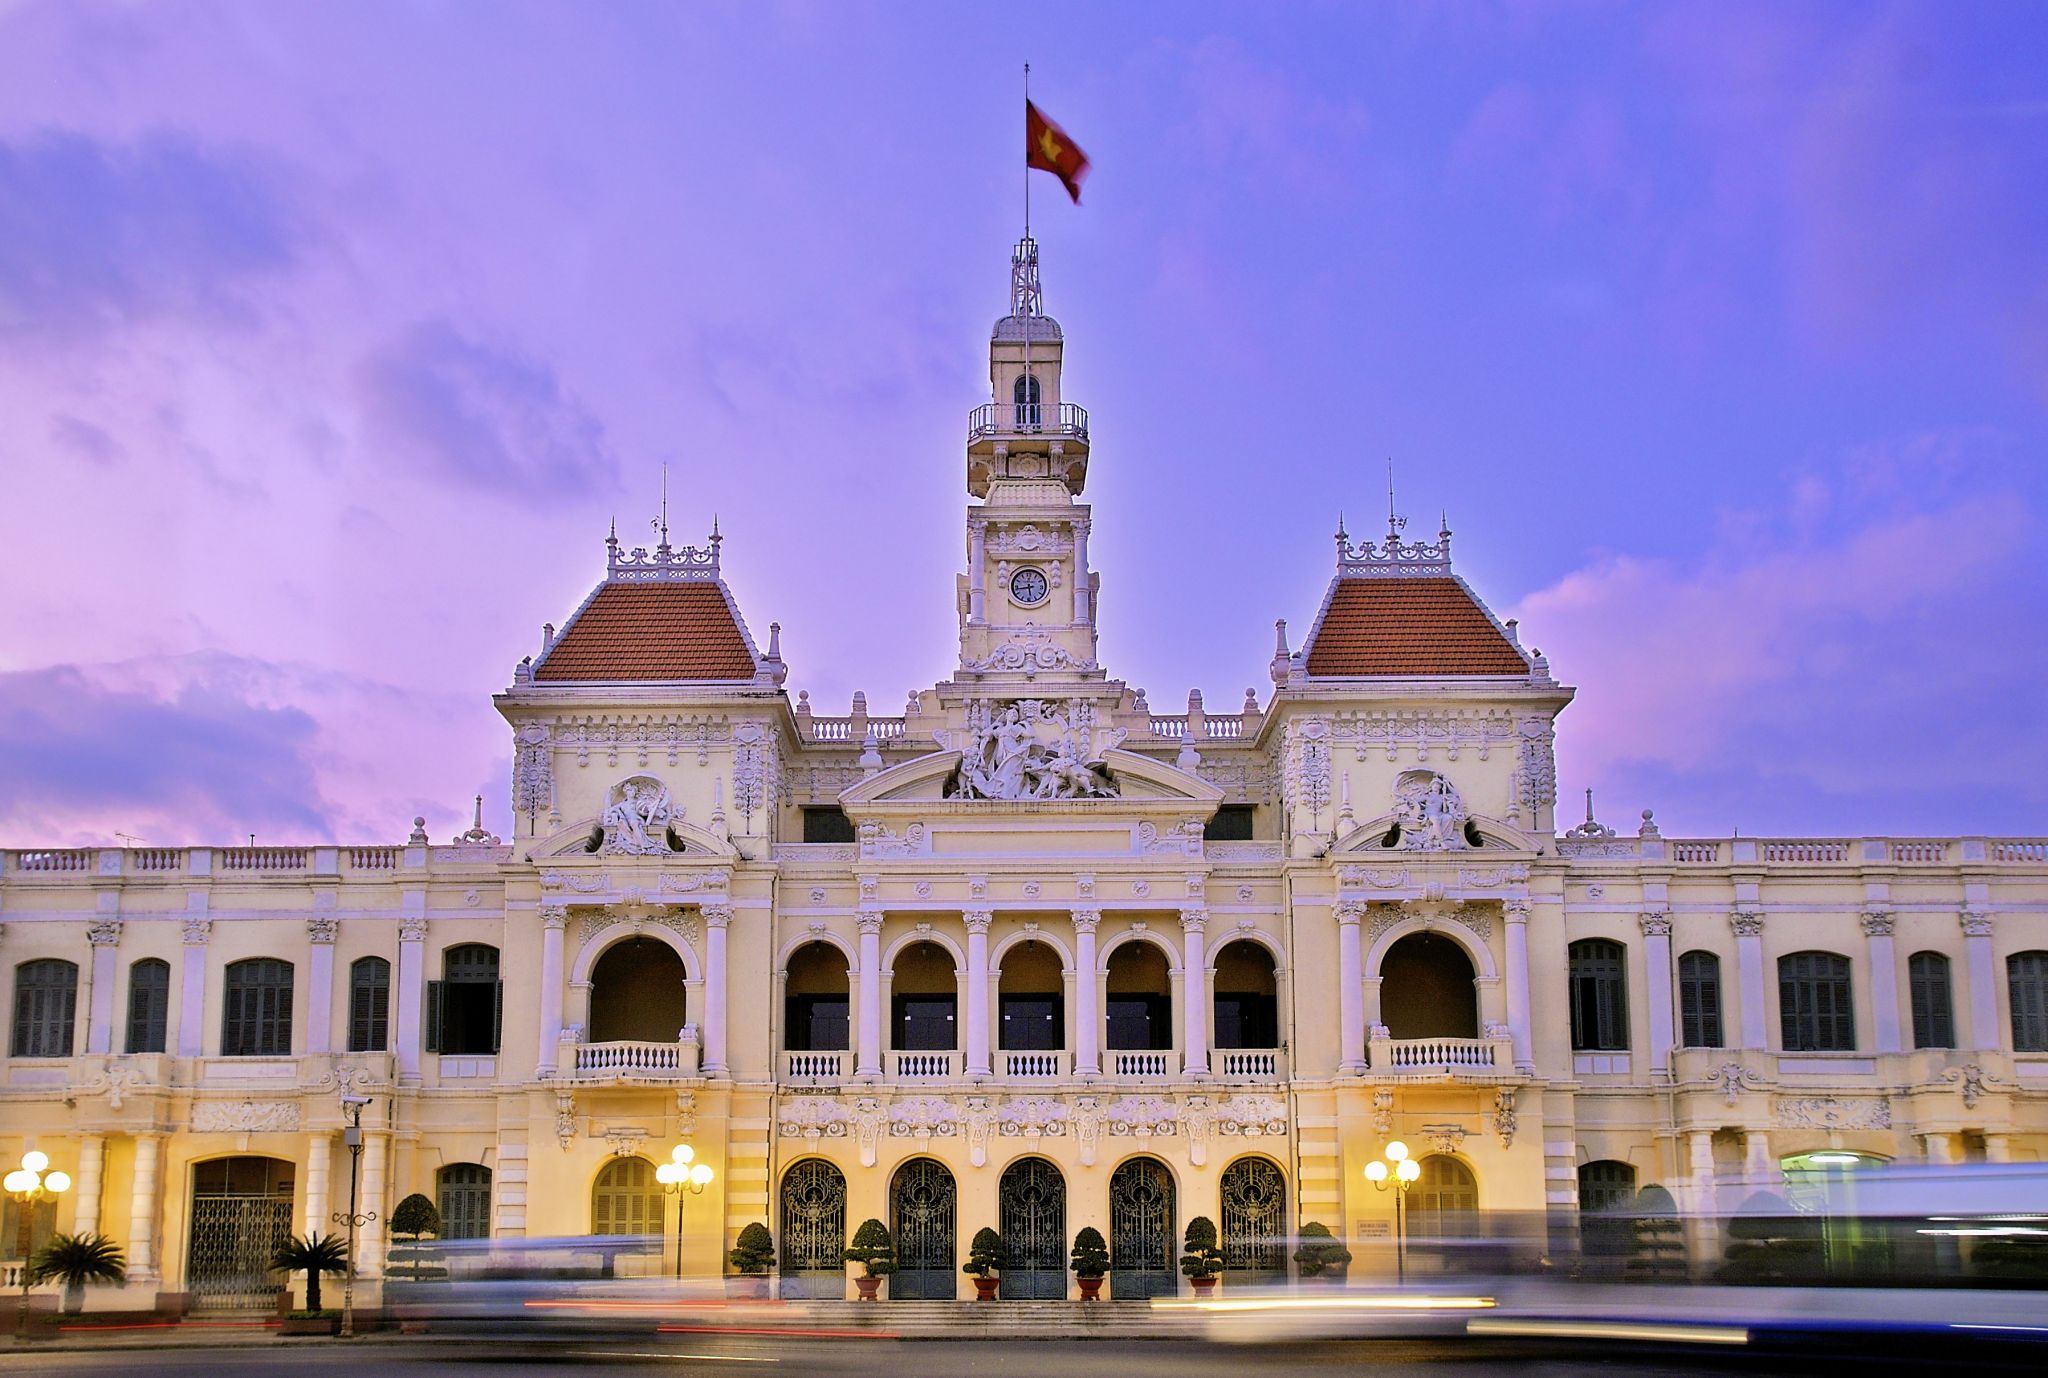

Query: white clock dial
[1009,567,1049,606]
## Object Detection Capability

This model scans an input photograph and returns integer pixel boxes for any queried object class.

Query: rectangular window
[1909,953,1954,1050]
[1678,952,1722,1049]
[2010,953,2048,1052]
[1568,941,1629,1051]
[1106,994,1172,1051]
[429,946,501,1055]
[802,808,857,844]
[125,960,170,1054]
[785,995,849,1052]
[10,959,78,1058]
[1779,952,1855,1052]
[892,995,956,1052]
[999,995,1063,1051]
[350,958,391,1052]
[1203,806,1256,842]
[221,959,294,1057]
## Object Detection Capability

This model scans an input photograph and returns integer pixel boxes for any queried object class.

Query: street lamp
[7,1150,70,1339]
[331,1096,377,1339]
[654,1144,713,1280]
[1364,1140,1422,1285]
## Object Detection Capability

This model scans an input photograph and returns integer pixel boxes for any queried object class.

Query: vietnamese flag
[1026,100,1090,204]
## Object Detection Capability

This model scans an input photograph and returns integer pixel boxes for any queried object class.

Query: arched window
[10,959,77,1058]
[1908,951,1954,1050]
[2010,952,2048,1052]
[349,957,391,1053]
[591,1156,662,1236]
[1012,372,1042,428]
[428,944,501,1056]
[1409,1156,1478,1242]
[1106,942,1172,1052]
[438,1163,492,1240]
[1678,950,1722,1048]
[1211,942,1278,1050]
[1577,1160,1637,1260]
[221,958,293,1057]
[1779,952,1854,1052]
[1568,940,1628,1051]
[999,939,1064,1053]
[126,958,170,1054]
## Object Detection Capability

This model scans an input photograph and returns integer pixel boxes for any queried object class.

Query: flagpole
[1021,62,1032,429]
[1023,62,1031,243]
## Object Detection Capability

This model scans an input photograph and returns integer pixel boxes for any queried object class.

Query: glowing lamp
[2,1170,32,1194]
[672,1145,695,1165]
[43,1171,70,1193]
[1365,1160,1388,1183]
[1385,1141,1409,1163]
[1397,1158,1421,1183]
[688,1164,713,1187]
[21,1151,48,1174]
[655,1163,680,1186]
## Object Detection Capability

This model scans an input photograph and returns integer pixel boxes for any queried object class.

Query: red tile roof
[533,582,757,682]
[1303,577,1529,677]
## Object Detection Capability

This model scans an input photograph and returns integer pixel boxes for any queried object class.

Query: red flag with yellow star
[1026,100,1090,204]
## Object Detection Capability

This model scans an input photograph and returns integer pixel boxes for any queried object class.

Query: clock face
[1010,567,1049,606]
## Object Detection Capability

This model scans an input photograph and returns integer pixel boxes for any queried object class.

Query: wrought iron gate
[187,1196,293,1309]
[1220,1157,1287,1283]
[779,1159,847,1299]
[890,1158,957,1299]
[1109,1157,1175,1300]
[999,1157,1066,1299]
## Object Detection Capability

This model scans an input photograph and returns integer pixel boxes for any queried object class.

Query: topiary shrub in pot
[1070,1227,1110,1301]
[962,1227,1007,1300]
[728,1223,776,1299]
[388,1193,443,1284]
[843,1218,896,1301]
[1292,1222,1352,1283]
[1180,1216,1224,1294]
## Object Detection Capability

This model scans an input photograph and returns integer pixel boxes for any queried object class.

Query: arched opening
[1106,942,1172,1052]
[428,944,501,1056]
[999,1157,1067,1298]
[187,1156,295,1310]
[1012,371,1042,427]
[1219,1156,1287,1284]
[998,940,1064,1053]
[589,938,688,1044]
[784,942,849,1052]
[1577,1160,1638,1266]
[890,1158,958,1299]
[1409,1155,1478,1252]
[591,1155,663,1239]
[1108,1156,1176,1299]
[891,941,957,1053]
[780,1160,848,1298]
[1212,941,1278,1049]
[1379,933,1477,1040]
[438,1163,492,1240]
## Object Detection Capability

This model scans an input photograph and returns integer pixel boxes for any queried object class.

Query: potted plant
[270,1231,348,1334]
[1180,1216,1224,1295]
[843,1218,896,1301]
[29,1232,126,1315]
[1292,1222,1352,1283]
[1070,1226,1109,1301]
[962,1227,1007,1301]
[728,1222,776,1299]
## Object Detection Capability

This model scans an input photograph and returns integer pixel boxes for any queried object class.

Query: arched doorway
[999,1157,1067,1298]
[187,1156,295,1310]
[779,1159,847,1299]
[1577,1160,1637,1266]
[1379,933,1478,1041]
[589,938,688,1044]
[890,1158,957,1299]
[1109,1156,1176,1299]
[1220,1157,1287,1284]
[591,1156,663,1237]
[1409,1155,1478,1257]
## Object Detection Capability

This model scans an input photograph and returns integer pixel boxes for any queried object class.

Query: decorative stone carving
[998,1096,1069,1138]
[1074,1096,1102,1165]
[861,821,928,859]
[541,906,568,931]
[852,1097,884,1167]
[953,698,1119,800]
[1944,1063,1992,1108]
[731,722,778,823]
[856,911,884,936]
[1216,1095,1287,1137]
[1392,770,1470,851]
[1503,897,1531,924]
[964,911,993,934]
[305,917,337,944]
[182,918,212,946]
[1105,1094,1179,1137]
[964,1096,996,1166]
[1071,908,1100,933]
[88,919,124,947]
[889,1095,960,1139]
[914,880,933,898]
[702,904,733,930]
[1022,879,1042,898]
[600,775,677,855]
[1332,708,1517,763]
[1637,912,1671,938]
[1372,1086,1393,1136]
[1286,718,1332,828]
[1131,879,1151,898]
[674,1089,698,1138]
[962,632,1097,674]
[777,1095,851,1140]
[1515,718,1557,820]
[1775,1096,1892,1130]
[1729,911,1765,939]
[1493,1088,1516,1148]
[192,1100,301,1133]
[1185,1095,1214,1166]
[555,1092,577,1149]
[514,721,555,821]
[1857,910,1894,937]
[1961,910,1994,938]
[82,1063,149,1110]
[1179,908,1207,934]
[1715,1062,1765,1106]
[1426,1125,1468,1156]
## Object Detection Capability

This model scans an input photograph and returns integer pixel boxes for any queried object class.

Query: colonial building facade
[5,239,2046,1308]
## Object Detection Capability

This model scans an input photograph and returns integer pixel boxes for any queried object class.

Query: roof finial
[1386,458,1406,540]
[654,461,670,552]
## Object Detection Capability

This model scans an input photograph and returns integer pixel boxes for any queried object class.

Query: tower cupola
[967,236,1089,497]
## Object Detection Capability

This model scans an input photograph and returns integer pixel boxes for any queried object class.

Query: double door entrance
[186,1157,295,1310]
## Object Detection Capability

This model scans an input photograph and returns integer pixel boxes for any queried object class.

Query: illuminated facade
[4,240,2046,1308]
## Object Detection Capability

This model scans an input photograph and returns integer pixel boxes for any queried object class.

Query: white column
[1504,900,1535,1073]
[306,917,337,1055]
[178,918,210,1057]
[1963,911,1999,1051]
[856,911,883,1077]
[1743,1130,1773,1182]
[129,1133,162,1281]
[396,915,427,1085]
[1073,910,1100,1076]
[967,522,986,623]
[1639,912,1675,1075]
[305,1132,332,1239]
[86,920,122,1055]
[1072,517,1092,627]
[1985,1133,2013,1163]
[1732,912,1768,1050]
[537,906,567,1077]
[964,911,992,1076]
[1181,909,1209,1078]
[359,1130,389,1278]
[703,905,731,1075]
[74,1133,105,1236]
[1863,911,1902,1054]
[1337,903,1366,1075]
[1923,1132,1955,1164]
[1687,1130,1717,1214]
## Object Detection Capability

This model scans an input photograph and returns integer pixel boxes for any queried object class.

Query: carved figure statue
[601,775,676,854]
[955,698,1119,800]
[1393,769,1468,851]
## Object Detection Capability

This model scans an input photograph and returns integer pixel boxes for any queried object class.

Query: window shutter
[426,980,445,1053]
[492,980,504,1054]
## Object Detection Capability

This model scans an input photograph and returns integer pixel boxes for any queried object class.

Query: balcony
[781,1051,848,1082]
[567,1033,700,1083]
[1108,1050,1179,1079]
[1216,1048,1283,1080]
[1368,1035,1512,1077]
[893,1050,959,1080]
[966,401,1088,443]
[998,1050,1069,1079]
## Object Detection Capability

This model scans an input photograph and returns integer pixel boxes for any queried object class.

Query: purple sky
[2,2,2045,848]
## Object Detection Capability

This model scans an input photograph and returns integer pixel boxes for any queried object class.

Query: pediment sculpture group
[953,698,1120,801]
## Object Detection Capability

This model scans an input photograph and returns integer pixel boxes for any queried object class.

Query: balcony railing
[999,1050,1069,1079]
[893,1050,958,1080]
[570,1035,700,1080]
[782,1051,847,1081]
[967,401,1088,442]
[1380,1037,1498,1071]
[1216,1048,1281,1079]
[1109,1050,1178,1078]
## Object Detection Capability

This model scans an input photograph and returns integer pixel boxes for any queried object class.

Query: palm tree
[29,1233,126,1314]
[270,1232,348,1313]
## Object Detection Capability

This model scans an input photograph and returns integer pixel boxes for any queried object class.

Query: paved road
[0,1337,1844,1378]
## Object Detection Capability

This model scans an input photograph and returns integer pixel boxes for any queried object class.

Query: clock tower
[956,236,1102,683]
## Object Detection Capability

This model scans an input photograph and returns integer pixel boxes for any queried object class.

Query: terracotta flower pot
[1190,1275,1219,1296]
[855,1274,882,1301]
[1076,1276,1104,1301]
[972,1274,1000,1301]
